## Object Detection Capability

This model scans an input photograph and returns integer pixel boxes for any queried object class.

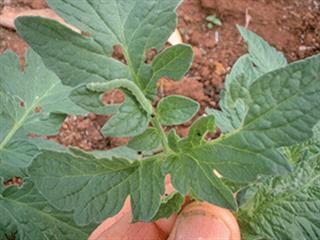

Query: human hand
[89,179,241,240]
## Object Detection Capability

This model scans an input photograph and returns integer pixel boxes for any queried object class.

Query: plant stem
[152,116,170,153]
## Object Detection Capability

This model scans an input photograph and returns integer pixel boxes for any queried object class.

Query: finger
[89,197,131,240]
[168,202,241,240]
[154,214,178,236]
[93,212,166,240]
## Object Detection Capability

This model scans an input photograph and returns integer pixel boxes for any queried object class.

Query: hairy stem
[152,116,170,153]
[86,79,153,115]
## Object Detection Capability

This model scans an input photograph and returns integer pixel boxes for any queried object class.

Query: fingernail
[173,211,231,240]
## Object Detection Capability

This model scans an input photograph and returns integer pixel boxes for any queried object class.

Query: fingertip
[89,197,131,240]
[168,202,241,240]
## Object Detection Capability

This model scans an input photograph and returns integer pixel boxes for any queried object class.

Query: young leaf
[128,128,161,151]
[151,44,193,81]
[0,182,94,240]
[237,25,287,73]
[188,115,215,146]
[157,95,200,126]
[28,151,166,224]
[152,192,184,221]
[210,28,288,133]
[102,93,150,137]
[280,121,320,164]
[237,155,320,240]
[207,99,246,133]
[144,44,193,97]
[206,15,222,26]
[167,129,181,152]
[223,54,260,109]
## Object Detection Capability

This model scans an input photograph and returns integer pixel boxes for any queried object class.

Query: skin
[89,178,241,240]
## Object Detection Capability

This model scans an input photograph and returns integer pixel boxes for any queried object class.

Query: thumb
[168,202,241,240]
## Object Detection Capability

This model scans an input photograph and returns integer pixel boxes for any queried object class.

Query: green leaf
[70,85,119,115]
[152,192,184,221]
[30,138,66,152]
[86,79,154,115]
[237,155,320,240]
[212,28,288,133]
[280,121,320,164]
[144,44,193,97]
[187,115,215,146]
[0,49,86,178]
[46,0,181,85]
[28,151,166,224]
[71,79,153,138]
[168,54,320,207]
[25,113,67,136]
[0,182,94,240]
[0,140,38,168]
[0,50,86,136]
[102,93,150,137]
[223,54,260,109]
[165,116,237,210]
[151,44,193,81]
[198,55,320,182]
[0,163,26,182]
[128,128,161,151]
[92,146,141,160]
[15,17,129,87]
[240,55,319,148]
[157,95,200,125]
[0,181,3,195]
[207,99,246,133]
[14,0,192,138]
[16,0,182,88]
[237,26,287,73]
[167,153,237,210]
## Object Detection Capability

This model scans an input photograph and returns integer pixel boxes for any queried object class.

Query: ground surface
[1,0,320,150]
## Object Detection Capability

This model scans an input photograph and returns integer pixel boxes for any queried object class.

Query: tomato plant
[0,0,319,239]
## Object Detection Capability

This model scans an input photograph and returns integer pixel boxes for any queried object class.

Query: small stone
[88,112,97,120]
[78,119,91,130]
